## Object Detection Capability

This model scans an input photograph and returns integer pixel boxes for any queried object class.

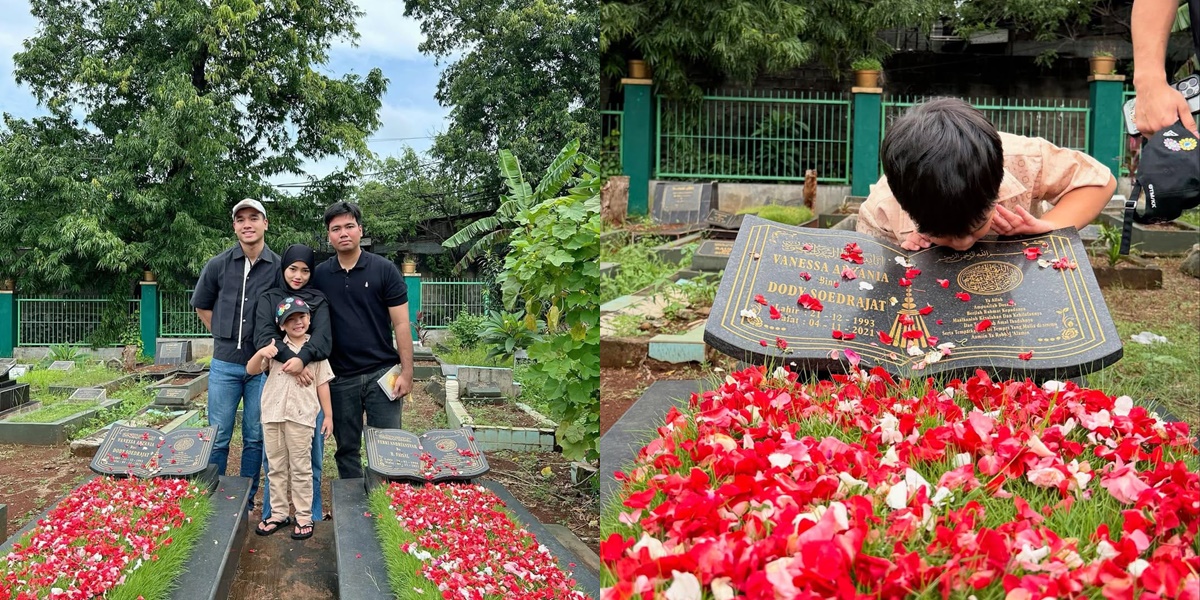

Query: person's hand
[391,370,412,399]
[990,205,1053,236]
[259,344,277,359]
[295,366,315,387]
[320,417,333,438]
[900,231,932,251]
[282,357,304,375]
[1135,80,1199,137]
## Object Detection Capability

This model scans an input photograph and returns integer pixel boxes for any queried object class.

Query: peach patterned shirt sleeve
[857,132,1113,245]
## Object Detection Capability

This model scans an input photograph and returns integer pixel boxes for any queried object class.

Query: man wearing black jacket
[191,199,280,508]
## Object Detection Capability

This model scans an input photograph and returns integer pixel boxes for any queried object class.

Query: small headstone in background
[68,388,106,403]
[154,340,192,366]
[651,182,714,225]
[514,349,533,366]
[692,239,735,272]
[154,388,190,407]
[8,365,29,379]
[459,366,516,399]
[90,425,216,478]
[705,209,744,231]
[48,361,75,371]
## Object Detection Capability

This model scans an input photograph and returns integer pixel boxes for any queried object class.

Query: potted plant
[628,59,650,79]
[851,57,882,88]
[142,269,155,283]
[1090,49,1116,75]
[401,255,418,275]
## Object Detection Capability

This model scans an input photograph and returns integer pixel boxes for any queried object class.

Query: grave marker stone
[692,239,735,272]
[651,182,713,225]
[154,388,190,407]
[0,362,30,413]
[704,216,1123,379]
[155,340,192,366]
[705,209,744,230]
[68,388,106,403]
[459,366,516,398]
[48,361,75,371]
[364,427,488,483]
[90,425,216,479]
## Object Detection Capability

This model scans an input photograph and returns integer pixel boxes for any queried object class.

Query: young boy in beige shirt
[857,97,1117,251]
[247,296,334,540]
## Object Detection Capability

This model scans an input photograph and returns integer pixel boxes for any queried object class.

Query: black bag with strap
[1121,0,1200,254]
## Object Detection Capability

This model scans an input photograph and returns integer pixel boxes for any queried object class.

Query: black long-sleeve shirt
[190,244,280,364]
[253,288,332,366]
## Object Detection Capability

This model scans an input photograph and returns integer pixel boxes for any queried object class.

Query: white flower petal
[665,571,702,600]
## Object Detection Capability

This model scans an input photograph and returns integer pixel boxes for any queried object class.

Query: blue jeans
[207,358,266,505]
[263,409,324,520]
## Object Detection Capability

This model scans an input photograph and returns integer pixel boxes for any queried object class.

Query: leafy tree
[0,0,386,295]
[403,0,597,188]
[354,149,457,243]
[496,138,600,461]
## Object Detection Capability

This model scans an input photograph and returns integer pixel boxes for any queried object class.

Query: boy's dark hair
[880,98,1004,238]
[323,201,363,228]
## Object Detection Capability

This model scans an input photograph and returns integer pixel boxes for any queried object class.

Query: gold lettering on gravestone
[956,262,1024,295]
[946,297,1056,340]
[712,242,732,257]
[372,431,422,472]
[661,185,699,212]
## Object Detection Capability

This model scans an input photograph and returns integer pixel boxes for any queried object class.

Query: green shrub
[736,204,814,226]
[446,310,487,348]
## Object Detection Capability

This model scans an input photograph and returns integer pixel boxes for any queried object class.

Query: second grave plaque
[365,427,488,483]
[652,182,713,225]
[705,216,1122,379]
[91,425,216,478]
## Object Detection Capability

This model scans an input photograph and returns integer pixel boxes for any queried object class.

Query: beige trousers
[264,421,315,525]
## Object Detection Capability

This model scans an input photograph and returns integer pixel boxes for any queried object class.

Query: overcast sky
[0,0,451,183]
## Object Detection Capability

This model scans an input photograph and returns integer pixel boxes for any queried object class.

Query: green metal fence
[17,298,141,347]
[656,90,852,183]
[420,279,492,329]
[160,289,209,337]
[601,106,623,176]
[882,96,1092,153]
[1117,88,1137,177]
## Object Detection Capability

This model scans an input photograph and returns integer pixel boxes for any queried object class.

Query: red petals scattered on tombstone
[840,243,865,264]
[760,340,769,347]
[1019,351,1034,360]
[905,268,921,279]
[1024,246,1042,260]
[754,294,768,306]
[918,305,934,316]
[938,279,950,288]
[878,331,894,344]
[1052,257,1078,270]
[841,267,858,280]
[797,294,824,311]
[976,319,992,332]
[898,277,912,287]
[769,305,782,320]
[775,337,789,351]
[799,272,812,281]
[956,292,971,302]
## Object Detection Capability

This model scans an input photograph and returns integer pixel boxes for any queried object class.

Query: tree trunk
[601,176,629,226]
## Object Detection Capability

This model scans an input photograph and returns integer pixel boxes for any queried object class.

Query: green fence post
[851,86,883,196]
[621,77,655,215]
[140,278,159,359]
[405,272,422,342]
[0,286,14,358]
[1088,74,1127,176]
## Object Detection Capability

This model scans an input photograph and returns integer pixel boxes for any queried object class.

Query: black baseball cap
[1131,119,1200,223]
[275,296,311,327]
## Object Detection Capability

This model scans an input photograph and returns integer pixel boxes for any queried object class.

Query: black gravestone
[706,209,745,230]
[154,387,190,407]
[155,340,192,366]
[364,427,489,484]
[48,361,75,371]
[704,216,1123,379]
[0,362,29,413]
[91,425,216,479]
[68,387,106,403]
[652,182,714,225]
[692,240,735,272]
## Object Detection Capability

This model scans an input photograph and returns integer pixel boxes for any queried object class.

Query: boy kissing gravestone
[704,215,1123,380]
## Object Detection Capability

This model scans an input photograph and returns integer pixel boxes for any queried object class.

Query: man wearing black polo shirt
[190,198,279,507]
[312,201,414,479]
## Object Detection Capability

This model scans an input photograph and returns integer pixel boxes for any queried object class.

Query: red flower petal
[902,330,924,340]
[926,336,939,345]
[797,293,824,311]
[905,268,922,278]
[832,330,844,340]
[956,292,971,302]
[841,266,858,280]
[898,277,912,287]
[878,331,894,344]
[769,305,782,320]
[1024,247,1042,260]
[1018,351,1034,360]
[975,319,992,332]
[799,271,812,281]
[938,279,950,288]
[760,339,769,347]
[775,336,788,351]
[754,294,768,306]
[918,305,933,315]
[842,332,856,340]
[936,319,944,325]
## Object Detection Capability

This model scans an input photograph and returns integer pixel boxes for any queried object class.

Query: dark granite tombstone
[48,361,75,371]
[704,216,1123,379]
[154,387,191,407]
[706,209,745,231]
[652,182,714,225]
[692,239,735,272]
[0,362,30,412]
[155,340,192,366]
[68,387,106,403]
[364,427,488,487]
[91,425,217,486]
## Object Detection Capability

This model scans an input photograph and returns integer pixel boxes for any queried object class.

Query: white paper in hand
[376,364,405,401]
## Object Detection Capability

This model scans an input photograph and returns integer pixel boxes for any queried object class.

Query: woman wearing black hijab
[253,243,333,522]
